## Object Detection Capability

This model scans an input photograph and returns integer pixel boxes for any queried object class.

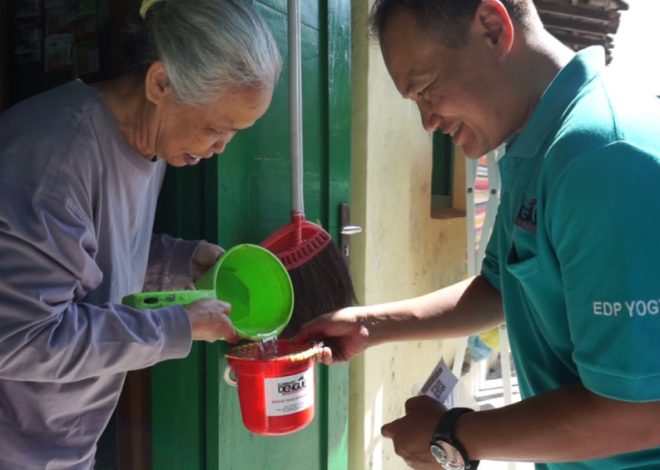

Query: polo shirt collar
[505,46,606,159]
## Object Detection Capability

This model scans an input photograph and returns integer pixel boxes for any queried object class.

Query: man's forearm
[458,383,660,463]
[360,275,504,345]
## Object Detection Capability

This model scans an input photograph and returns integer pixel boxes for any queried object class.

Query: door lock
[340,203,362,265]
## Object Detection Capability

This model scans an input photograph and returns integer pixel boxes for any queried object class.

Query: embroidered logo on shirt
[515,197,537,232]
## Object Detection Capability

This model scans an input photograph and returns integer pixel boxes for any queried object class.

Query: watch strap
[431,407,479,470]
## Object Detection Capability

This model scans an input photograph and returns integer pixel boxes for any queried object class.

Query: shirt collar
[505,46,606,159]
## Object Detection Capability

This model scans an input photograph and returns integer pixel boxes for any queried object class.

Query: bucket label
[265,368,314,417]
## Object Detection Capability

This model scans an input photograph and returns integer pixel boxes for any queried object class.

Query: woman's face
[153,86,273,167]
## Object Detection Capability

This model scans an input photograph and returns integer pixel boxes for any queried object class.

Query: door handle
[340,203,362,265]
[341,225,362,235]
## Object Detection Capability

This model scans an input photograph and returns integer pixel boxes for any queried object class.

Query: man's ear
[144,61,172,105]
[473,0,514,58]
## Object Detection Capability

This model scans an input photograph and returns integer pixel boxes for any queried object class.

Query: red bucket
[224,340,321,435]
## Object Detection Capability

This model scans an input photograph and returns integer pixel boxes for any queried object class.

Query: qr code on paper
[418,358,457,404]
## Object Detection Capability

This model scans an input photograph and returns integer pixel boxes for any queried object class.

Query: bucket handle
[224,366,238,388]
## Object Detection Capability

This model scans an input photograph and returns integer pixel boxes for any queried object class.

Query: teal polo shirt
[481,47,660,469]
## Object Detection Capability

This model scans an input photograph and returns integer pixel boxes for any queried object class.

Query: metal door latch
[340,203,362,265]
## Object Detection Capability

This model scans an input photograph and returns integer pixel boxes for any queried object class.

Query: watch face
[430,443,449,463]
[430,441,466,470]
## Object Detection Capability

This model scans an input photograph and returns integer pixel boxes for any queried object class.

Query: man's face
[380,8,514,158]
[153,87,273,167]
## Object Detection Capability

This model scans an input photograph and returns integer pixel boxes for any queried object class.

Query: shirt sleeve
[0,183,192,383]
[143,233,200,291]
[480,211,502,291]
[547,142,660,402]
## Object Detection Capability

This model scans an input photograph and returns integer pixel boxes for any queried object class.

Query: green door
[150,1,351,468]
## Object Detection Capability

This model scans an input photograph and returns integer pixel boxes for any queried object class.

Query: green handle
[122,289,216,309]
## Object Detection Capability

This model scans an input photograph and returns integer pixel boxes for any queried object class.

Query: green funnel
[122,244,294,340]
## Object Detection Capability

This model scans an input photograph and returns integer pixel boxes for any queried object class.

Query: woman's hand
[184,298,238,343]
[186,242,238,342]
[190,240,224,286]
[295,307,371,364]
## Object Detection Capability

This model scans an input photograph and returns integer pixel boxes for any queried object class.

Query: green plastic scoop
[122,243,294,340]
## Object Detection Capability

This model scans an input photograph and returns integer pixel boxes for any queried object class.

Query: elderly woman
[0,0,280,468]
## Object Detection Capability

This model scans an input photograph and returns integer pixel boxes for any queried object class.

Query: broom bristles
[280,241,356,338]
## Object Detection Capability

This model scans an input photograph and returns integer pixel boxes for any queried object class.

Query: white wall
[349,2,468,468]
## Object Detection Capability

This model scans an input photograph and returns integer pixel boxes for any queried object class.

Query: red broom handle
[291,211,304,247]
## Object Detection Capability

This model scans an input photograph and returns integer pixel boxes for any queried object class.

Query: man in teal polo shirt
[297,0,660,468]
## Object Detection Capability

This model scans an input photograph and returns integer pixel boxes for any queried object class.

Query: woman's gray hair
[121,0,282,105]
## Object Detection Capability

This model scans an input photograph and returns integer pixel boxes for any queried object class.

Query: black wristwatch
[429,407,479,470]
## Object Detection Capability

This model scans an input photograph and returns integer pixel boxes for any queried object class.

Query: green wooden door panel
[151,1,351,469]
[151,346,205,470]
[323,3,351,469]
[326,0,352,240]
[151,168,211,470]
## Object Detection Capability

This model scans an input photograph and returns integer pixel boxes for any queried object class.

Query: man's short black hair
[370,0,532,48]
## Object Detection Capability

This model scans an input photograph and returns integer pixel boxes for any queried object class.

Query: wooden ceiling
[535,0,630,63]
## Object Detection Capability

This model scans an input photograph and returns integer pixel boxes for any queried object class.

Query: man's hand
[185,298,238,343]
[191,241,224,286]
[295,307,370,364]
[381,396,447,469]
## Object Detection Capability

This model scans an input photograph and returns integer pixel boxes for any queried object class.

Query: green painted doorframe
[150,1,351,469]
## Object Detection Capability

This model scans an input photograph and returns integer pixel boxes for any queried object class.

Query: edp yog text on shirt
[593,299,660,317]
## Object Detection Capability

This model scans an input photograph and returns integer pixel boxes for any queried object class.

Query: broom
[261,0,355,337]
